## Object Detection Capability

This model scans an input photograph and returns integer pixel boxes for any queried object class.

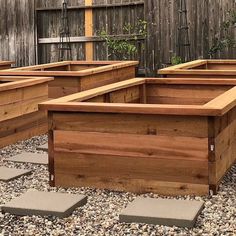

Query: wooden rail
[38,35,145,44]
[35,2,144,11]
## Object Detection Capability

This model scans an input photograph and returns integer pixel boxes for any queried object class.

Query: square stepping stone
[0,167,32,182]
[2,190,87,218]
[7,152,48,165]
[36,143,48,152]
[119,197,204,228]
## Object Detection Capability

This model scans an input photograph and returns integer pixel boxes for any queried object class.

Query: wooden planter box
[0,76,53,148]
[39,78,236,196]
[2,61,138,98]
[0,61,14,70]
[158,59,236,78]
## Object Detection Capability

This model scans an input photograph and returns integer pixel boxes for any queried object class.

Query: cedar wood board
[39,78,236,195]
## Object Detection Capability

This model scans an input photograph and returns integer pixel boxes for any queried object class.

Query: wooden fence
[0,0,36,66]
[145,0,236,75]
[36,0,145,70]
[0,0,236,75]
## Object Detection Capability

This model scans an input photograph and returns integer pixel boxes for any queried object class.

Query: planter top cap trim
[0,76,53,92]
[0,61,15,65]
[158,59,236,75]
[39,78,236,117]
[1,61,139,77]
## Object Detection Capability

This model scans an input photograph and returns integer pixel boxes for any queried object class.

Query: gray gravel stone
[0,135,235,236]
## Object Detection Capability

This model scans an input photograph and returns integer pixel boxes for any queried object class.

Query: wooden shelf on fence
[36,2,144,11]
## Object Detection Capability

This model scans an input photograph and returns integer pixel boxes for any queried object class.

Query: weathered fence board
[0,0,36,67]
[145,0,236,75]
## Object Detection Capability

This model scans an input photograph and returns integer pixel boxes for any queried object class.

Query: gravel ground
[0,135,235,236]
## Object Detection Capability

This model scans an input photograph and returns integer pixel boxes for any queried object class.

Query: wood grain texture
[159,60,236,77]
[3,61,137,99]
[0,77,51,148]
[5,61,138,76]
[52,112,208,138]
[0,78,52,121]
[54,130,208,162]
[47,106,210,195]
[40,78,236,117]
[208,106,236,188]
[0,61,14,70]
[55,173,209,196]
[43,77,236,195]
[0,77,53,92]
[53,129,209,195]
[0,0,36,66]
[0,111,47,148]
[147,84,232,105]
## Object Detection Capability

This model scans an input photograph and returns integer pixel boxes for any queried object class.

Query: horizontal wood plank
[54,150,208,188]
[55,173,209,196]
[54,130,209,162]
[0,111,47,148]
[0,95,48,122]
[53,112,209,138]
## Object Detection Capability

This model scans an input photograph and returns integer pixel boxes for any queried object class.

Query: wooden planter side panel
[209,107,236,191]
[46,65,136,98]
[50,112,209,195]
[0,80,50,148]
[0,65,11,70]
[84,85,141,104]
[0,83,49,122]
[48,77,80,99]
[0,110,47,148]
[0,61,13,70]
[70,64,102,71]
[206,63,236,70]
[42,65,69,71]
[146,84,232,105]
[164,74,236,79]
[159,60,236,77]
[79,66,136,91]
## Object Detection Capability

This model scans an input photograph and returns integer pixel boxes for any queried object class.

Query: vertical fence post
[85,0,93,60]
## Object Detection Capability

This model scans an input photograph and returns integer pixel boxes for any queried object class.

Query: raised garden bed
[0,76,53,148]
[0,61,14,70]
[2,61,138,98]
[39,78,236,196]
[158,59,236,78]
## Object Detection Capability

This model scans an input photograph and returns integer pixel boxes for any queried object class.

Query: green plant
[209,10,236,57]
[99,19,147,60]
[171,56,183,65]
